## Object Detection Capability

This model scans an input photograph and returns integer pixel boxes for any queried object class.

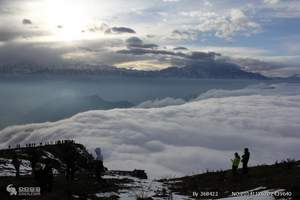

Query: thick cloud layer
[137,97,186,108]
[117,47,220,62]
[136,83,300,108]
[0,83,300,177]
[126,37,158,49]
[232,58,300,77]
[105,27,136,34]
[22,19,32,25]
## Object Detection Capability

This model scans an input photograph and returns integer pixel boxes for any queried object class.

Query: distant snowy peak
[0,61,266,79]
[157,61,266,79]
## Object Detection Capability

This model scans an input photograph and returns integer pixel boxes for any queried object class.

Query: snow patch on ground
[0,158,31,176]
[99,174,283,200]
[99,174,191,200]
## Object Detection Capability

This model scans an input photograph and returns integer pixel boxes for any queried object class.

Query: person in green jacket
[231,152,241,175]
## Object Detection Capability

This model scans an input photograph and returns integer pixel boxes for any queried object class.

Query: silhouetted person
[65,145,77,181]
[95,160,105,183]
[66,159,75,181]
[12,155,21,177]
[34,162,45,192]
[231,152,240,175]
[29,150,40,179]
[169,191,173,200]
[94,148,105,182]
[66,160,75,181]
[242,148,250,174]
[162,188,167,197]
[43,159,54,192]
[95,148,103,161]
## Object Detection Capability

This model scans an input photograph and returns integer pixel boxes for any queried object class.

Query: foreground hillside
[0,142,299,199]
[0,142,156,200]
[165,159,300,199]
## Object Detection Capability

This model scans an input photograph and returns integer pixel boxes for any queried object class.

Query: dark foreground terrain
[0,142,148,200]
[165,159,300,199]
[0,173,130,200]
[1,142,299,200]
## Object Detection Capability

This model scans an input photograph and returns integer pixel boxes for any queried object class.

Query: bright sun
[45,0,90,41]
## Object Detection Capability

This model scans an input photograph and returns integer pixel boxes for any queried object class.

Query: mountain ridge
[0,61,267,79]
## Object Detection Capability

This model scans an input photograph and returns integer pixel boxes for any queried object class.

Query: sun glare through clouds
[44,0,99,41]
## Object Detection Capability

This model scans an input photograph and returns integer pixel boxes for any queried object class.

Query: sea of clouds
[0,83,300,177]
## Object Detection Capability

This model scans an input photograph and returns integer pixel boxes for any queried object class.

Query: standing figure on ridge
[94,148,105,183]
[12,154,21,178]
[43,159,54,192]
[231,152,240,175]
[241,148,250,174]
[65,145,77,181]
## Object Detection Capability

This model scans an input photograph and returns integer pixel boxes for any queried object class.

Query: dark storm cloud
[105,27,136,34]
[22,19,32,25]
[117,47,220,61]
[174,46,188,51]
[79,47,97,52]
[126,37,158,49]
[126,37,143,45]
[132,43,158,49]
[117,48,180,56]
[189,51,221,60]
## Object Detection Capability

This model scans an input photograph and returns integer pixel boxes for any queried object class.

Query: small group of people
[29,150,54,193]
[56,140,75,145]
[7,140,76,150]
[9,144,21,149]
[26,143,37,148]
[231,148,250,175]
[12,152,54,193]
[10,144,107,194]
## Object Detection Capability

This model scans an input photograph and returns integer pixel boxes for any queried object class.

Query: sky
[0,0,300,77]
